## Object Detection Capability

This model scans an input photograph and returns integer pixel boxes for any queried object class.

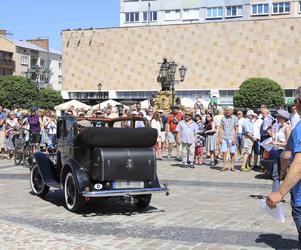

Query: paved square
[0,159,299,249]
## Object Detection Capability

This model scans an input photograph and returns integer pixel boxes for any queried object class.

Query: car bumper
[82,187,169,198]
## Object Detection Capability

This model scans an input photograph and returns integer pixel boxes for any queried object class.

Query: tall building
[120,0,301,27]
[0,32,62,91]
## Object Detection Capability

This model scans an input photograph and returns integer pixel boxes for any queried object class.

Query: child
[195,113,206,165]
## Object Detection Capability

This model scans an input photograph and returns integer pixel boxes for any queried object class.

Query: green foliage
[37,88,64,109]
[233,78,285,109]
[0,76,63,110]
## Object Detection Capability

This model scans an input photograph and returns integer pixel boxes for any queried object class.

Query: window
[206,7,223,18]
[125,12,139,22]
[251,4,269,15]
[21,56,29,65]
[165,9,181,21]
[182,8,199,20]
[143,11,158,22]
[226,5,243,17]
[272,2,290,14]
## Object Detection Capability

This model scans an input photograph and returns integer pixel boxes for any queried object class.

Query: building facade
[120,0,301,27]
[62,17,300,105]
[0,34,62,91]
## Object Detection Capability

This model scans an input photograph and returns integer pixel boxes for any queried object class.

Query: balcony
[0,58,15,70]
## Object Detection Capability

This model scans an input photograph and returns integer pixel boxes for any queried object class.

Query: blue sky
[0,1,120,51]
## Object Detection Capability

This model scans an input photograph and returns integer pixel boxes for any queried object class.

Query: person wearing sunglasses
[267,87,301,245]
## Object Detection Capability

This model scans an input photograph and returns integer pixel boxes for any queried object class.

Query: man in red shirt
[167,106,183,160]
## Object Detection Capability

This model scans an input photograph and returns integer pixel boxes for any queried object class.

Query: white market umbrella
[180,97,195,108]
[54,99,91,111]
[92,99,129,110]
[140,99,150,109]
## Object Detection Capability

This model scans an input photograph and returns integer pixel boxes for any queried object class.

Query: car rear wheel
[133,194,152,208]
[30,164,49,198]
[64,172,84,212]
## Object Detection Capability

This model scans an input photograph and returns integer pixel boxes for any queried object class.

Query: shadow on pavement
[255,173,271,180]
[29,190,164,216]
[255,234,299,249]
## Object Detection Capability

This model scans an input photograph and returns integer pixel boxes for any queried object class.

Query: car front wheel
[30,164,49,198]
[64,172,84,212]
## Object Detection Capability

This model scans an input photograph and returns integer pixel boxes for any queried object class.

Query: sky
[0,0,120,51]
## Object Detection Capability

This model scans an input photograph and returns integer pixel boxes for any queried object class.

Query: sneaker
[182,162,188,168]
[214,159,218,165]
[176,157,182,162]
[166,155,171,160]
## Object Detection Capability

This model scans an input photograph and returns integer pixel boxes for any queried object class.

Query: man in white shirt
[237,110,245,159]
[291,104,301,130]
[252,112,263,169]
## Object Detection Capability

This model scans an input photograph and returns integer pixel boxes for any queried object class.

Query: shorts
[252,140,260,155]
[242,136,254,155]
[167,132,177,144]
[221,138,236,154]
[160,131,166,142]
[30,133,41,144]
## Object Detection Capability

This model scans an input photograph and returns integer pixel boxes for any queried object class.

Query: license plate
[113,181,144,189]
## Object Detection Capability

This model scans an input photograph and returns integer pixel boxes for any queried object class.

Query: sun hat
[246,110,255,116]
[225,106,234,110]
[277,109,290,121]
[184,111,192,116]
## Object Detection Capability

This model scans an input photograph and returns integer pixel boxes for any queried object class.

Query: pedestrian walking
[290,104,301,130]
[176,111,198,168]
[267,86,301,246]
[218,106,238,172]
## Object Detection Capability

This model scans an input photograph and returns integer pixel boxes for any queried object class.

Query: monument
[154,58,187,112]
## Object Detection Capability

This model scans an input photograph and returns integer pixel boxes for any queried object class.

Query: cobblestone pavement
[0,158,299,250]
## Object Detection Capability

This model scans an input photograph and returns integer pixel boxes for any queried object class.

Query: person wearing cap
[218,106,239,171]
[268,109,292,192]
[176,111,198,167]
[167,105,183,160]
[27,107,42,146]
[240,110,256,172]
[267,86,301,244]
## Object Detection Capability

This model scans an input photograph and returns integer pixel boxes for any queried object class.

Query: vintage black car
[30,115,169,212]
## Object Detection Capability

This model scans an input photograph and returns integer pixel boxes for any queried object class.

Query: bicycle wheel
[23,144,34,168]
[14,141,25,165]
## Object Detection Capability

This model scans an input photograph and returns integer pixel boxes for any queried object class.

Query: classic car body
[30,115,169,212]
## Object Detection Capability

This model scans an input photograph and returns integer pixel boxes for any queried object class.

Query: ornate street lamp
[97,82,103,109]
[157,58,187,108]
[178,65,187,82]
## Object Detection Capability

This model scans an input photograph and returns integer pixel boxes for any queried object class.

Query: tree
[233,78,285,109]
[0,76,39,109]
[0,76,63,110]
[37,88,64,109]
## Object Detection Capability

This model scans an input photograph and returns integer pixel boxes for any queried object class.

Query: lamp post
[97,82,103,110]
[25,64,49,89]
[157,58,187,107]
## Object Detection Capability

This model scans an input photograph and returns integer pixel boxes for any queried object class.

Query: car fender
[60,159,91,193]
[33,152,58,185]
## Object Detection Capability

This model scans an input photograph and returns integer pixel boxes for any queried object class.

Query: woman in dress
[151,111,163,160]
[194,113,206,165]
[205,113,217,166]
